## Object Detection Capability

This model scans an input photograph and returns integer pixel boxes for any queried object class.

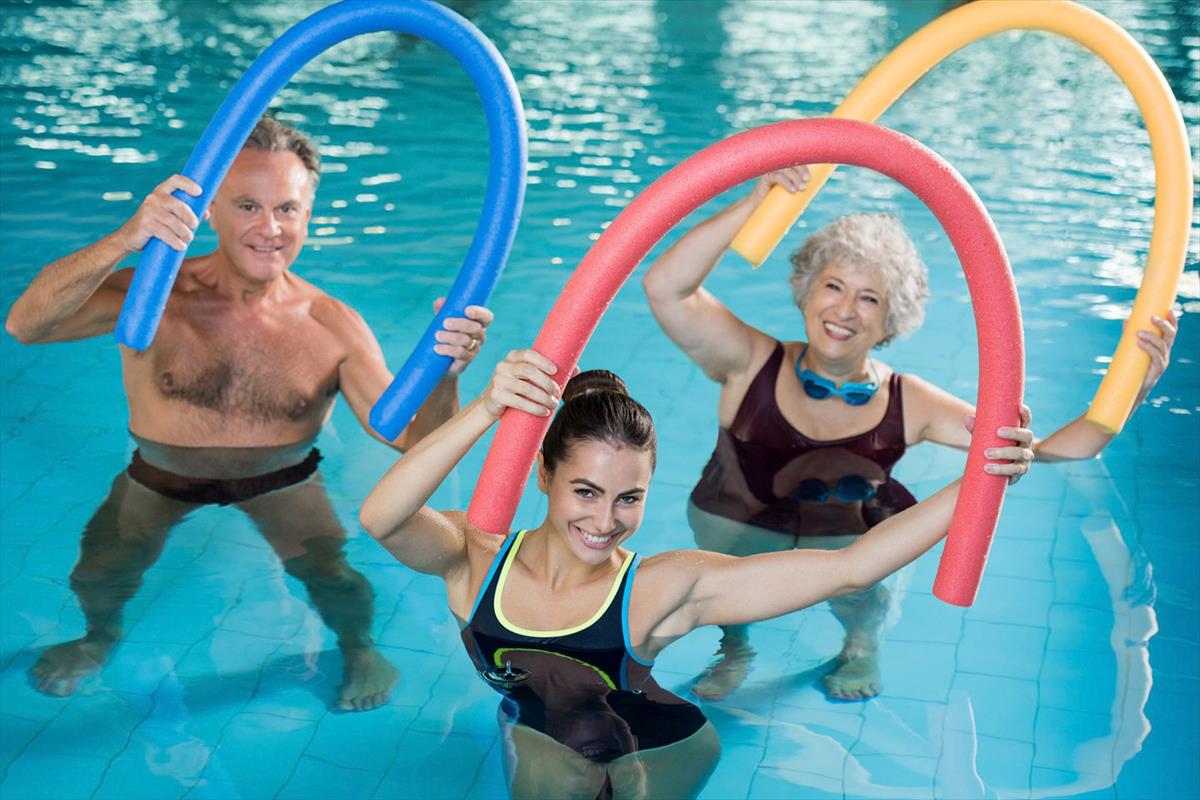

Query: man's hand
[117,174,206,253]
[432,298,494,376]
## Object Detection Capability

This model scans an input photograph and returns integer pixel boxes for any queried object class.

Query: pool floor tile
[762,706,863,776]
[1113,740,1199,800]
[276,756,378,800]
[1033,707,1118,775]
[372,730,492,799]
[303,703,419,773]
[845,753,936,799]
[958,620,1049,682]
[852,699,942,758]
[877,640,956,703]
[973,734,1034,794]
[949,673,1038,742]
[701,742,764,800]
[199,712,317,793]
[1,752,110,799]
[1036,649,1119,715]
[1029,767,1116,798]
[748,766,844,800]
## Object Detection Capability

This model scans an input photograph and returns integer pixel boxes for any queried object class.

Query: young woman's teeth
[579,529,611,546]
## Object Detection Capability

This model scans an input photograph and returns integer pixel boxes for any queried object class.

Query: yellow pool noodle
[731,0,1192,433]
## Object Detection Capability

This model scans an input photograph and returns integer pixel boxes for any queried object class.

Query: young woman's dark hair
[541,370,657,473]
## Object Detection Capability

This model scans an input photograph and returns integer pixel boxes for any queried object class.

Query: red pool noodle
[466,118,1023,607]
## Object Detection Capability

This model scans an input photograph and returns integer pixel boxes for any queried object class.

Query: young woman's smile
[539,441,652,564]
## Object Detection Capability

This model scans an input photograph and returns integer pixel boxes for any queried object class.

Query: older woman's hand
[748,166,812,206]
[1135,310,1178,401]
[966,404,1035,485]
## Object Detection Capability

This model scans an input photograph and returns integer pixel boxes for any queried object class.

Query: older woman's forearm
[642,195,757,302]
[1032,413,1114,462]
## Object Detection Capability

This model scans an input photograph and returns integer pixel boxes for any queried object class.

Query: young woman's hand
[482,349,561,419]
[966,404,1035,484]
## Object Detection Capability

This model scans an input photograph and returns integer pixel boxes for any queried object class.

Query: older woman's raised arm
[642,168,809,385]
[1035,311,1178,461]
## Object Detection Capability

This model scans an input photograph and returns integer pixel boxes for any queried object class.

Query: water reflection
[29,440,398,712]
[0,0,1194,796]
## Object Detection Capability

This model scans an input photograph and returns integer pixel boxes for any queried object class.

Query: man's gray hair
[243,116,321,191]
[788,213,930,347]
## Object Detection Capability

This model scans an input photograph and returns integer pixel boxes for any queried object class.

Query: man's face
[208,149,313,284]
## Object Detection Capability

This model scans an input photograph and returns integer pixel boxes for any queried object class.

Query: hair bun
[562,369,628,404]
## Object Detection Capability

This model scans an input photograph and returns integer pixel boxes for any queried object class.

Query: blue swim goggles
[795,346,879,406]
[791,475,878,504]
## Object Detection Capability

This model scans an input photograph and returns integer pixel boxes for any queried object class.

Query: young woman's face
[802,261,890,358]
[539,440,654,566]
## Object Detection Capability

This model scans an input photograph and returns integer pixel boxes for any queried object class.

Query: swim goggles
[791,475,877,503]
[795,348,879,406]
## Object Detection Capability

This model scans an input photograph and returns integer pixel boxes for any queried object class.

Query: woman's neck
[801,345,874,384]
[523,522,624,591]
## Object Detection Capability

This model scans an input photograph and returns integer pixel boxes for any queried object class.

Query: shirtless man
[5,118,494,711]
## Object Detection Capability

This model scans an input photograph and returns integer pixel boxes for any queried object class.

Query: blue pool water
[1,1,1197,798]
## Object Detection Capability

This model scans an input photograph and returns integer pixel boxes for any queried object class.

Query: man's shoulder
[306,286,373,342]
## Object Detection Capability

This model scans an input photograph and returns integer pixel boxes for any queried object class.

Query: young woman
[359,349,1022,797]
[642,167,1176,700]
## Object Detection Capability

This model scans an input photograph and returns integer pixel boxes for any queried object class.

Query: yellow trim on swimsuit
[494,530,635,638]
[492,647,618,691]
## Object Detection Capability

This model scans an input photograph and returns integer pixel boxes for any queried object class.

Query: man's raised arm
[328,297,493,451]
[5,175,203,344]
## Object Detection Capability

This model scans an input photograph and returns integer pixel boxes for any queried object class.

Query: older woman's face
[802,262,889,355]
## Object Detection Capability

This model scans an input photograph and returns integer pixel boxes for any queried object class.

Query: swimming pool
[1,0,1197,797]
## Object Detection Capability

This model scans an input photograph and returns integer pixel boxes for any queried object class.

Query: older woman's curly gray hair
[788,213,929,347]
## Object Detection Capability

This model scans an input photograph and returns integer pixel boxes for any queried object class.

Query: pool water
[1,1,1197,798]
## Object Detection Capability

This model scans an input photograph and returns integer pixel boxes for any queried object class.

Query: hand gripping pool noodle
[730,0,1192,435]
[466,118,1024,608]
[112,0,527,441]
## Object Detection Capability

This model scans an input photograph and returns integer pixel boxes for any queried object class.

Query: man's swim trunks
[127,448,322,505]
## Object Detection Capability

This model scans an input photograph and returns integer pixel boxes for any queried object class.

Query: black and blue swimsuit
[461,531,708,761]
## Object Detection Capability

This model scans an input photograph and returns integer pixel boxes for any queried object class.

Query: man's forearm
[5,231,129,343]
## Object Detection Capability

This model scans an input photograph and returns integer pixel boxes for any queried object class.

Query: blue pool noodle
[113,0,527,441]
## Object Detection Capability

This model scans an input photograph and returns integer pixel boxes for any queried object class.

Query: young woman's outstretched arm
[359,349,560,576]
[632,478,963,657]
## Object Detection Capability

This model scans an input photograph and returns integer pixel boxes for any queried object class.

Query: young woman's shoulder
[634,549,727,603]
[451,511,508,560]
[628,549,737,643]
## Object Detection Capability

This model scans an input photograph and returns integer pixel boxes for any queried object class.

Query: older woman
[642,168,1177,701]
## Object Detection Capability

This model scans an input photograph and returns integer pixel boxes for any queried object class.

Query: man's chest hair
[146,338,338,424]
